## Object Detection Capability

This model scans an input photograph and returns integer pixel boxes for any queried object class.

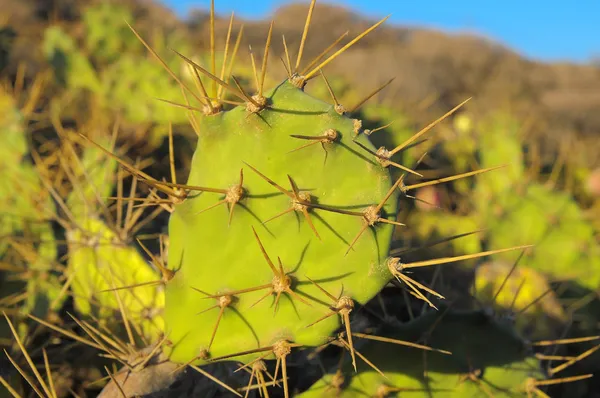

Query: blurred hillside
[188,3,600,163]
[2,0,599,164]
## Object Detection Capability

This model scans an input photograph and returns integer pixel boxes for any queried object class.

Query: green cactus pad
[65,135,118,219]
[66,218,165,342]
[82,3,142,64]
[483,183,600,291]
[0,88,26,163]
[43,26,102,92]
[475,111,524,200]
[0,88,56,267]
[299,309,545,397]
[102,54,189,125]
[474,261,567,339]
[410,212,482,257]
[412,109,600,308]
[165,79,400,365]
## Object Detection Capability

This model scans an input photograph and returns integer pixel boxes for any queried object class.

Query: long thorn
[3,312,53,397]
[282,35,292,78]
[400,246,533,269]
[295,0,317,72]
[126,22,205,105]
[219,12,235,85]
[402,165,506,191]
[304,16,390,79]
[260,21,274,97]
[252,227,278,275]
[104,367,127,398]
[389,97,472,156]
[209,0,216,97]
[219,24,245,100]
[352,332,451,355]
[301,31,349,76]
[172,50,248,103]
[348,77,395,113]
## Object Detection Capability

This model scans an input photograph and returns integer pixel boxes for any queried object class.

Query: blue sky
[161,0,599,64]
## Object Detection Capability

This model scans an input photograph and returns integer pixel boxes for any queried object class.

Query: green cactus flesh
[82,3,142,64]
[299,309,545,397]
[482,183,600,291]
[102,54,189,125]
[0,88,27,163]
[412,110,600,295]
[64,137,167,340]
[66,217,165,342]
[43,26,102,92]
[165,79,400,365]
[0,87,56,267]
[474,112,524,201]
[474,261,566,339]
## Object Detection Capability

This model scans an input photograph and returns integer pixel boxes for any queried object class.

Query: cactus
[409,110,600,340]
[101,54,189,125]
[62,135,166,342]
[297,308,546,397]
[42,3,193,131]
[0,83,65,347]
[45,4,508,395]
[66,217,166,342]
[1,1,597,397]
[82,2,143,64]
[164,77,402,366]
[474,260,567,339]
[42,25,102,92]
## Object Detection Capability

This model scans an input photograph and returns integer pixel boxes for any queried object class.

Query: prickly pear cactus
[82,2,143,63]
[64,139,165,341]
[472,113,600,291]
[298,308,545,397]
[66,218,165,341]
[438,112,478,194]
[412,212,483,257]
[42,3,193,129]
[42,25,102,92]
[472,111,526,216]
[5,2,597,397]
[0,86,62,342]
[0,86,56,270]
[165,78,400,364]
[102,54,189,125]
[409,110,600,339]
[474,261,567,339]
[481,184,600,289]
